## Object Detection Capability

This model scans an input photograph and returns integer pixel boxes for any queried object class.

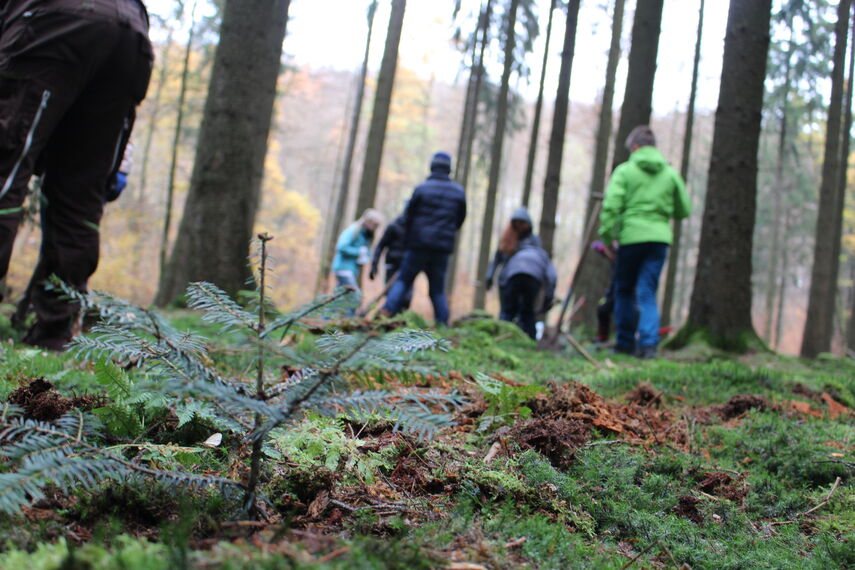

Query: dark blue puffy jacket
[403,173,466,253]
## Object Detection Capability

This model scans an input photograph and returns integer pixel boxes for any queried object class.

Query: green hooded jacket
[598,146,691,246]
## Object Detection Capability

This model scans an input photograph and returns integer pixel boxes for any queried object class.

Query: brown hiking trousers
[0,0,152,345]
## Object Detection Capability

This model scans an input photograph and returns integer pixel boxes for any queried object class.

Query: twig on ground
[483,441,502,463]
[620,541,658,570]
[583,439,637,448]
[801,476,842,517]
[317,547,351,563]
[494,332,514,343]
[562,332,603,370]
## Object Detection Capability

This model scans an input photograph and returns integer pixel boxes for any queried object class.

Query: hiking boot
[22,322,72,352]
[637,345,657,360]
[610,345,635,356]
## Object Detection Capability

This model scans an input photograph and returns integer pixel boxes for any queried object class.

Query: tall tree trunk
[801,0,851,357]
[448,0,494,306]
[138,25,175,203]
[848,263,855,352]
[316,0,378,293]
[160,0,198,282]
[473,0,521,309]
[661,0,704,328]
[763,44,794,342]
[679,0,771,352]
[355,0,407,216]
[610,0,664,170]
[520,0,556,207]
[537,0,581,258]
[832,7,855,348]
[155,0,291,305]
[572,0,658,328]
[773,211,792,349]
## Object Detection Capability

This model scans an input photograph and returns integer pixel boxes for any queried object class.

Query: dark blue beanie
[430,151,452,173]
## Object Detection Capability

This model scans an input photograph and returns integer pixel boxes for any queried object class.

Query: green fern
[14,238,467,517]
[0,405,241,515]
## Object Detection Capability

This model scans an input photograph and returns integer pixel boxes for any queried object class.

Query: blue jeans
[383,250,449,325]
[614,242,668,350]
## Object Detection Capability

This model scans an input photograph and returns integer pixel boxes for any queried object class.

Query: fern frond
[186,282,258,332]
[94,361,134,403]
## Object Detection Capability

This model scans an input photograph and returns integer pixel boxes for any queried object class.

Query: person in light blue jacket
[333,209,384,292]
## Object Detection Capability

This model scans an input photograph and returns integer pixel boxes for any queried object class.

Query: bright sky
[146,0,729,115]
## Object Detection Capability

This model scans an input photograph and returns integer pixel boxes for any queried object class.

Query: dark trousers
[385,262,411,310]
[499,273,540,339]
[383,250,449,325]
[614,242,668,350]
[0,0,152,341]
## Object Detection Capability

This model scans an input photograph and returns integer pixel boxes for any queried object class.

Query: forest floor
[0,308,853,569]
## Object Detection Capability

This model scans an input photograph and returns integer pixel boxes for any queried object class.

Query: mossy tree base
[665,324,769,354]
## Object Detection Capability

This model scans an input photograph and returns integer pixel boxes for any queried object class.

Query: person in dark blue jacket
[381,152,466,325]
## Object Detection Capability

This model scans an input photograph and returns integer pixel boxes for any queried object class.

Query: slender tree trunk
[679,0,772,351]
[537,0,581,258]
[160,0,198,282]
[801,0,852,357]
[662,0,704,328]
[774,211,792,349]
[355,0,407,215]
[572,0,656,329]
[317,0,378,293]
[763,46,794,342]
[848,263,855,352]
[521,0,556,208]
[585,0,625,222]
[155,0,291,305]
[448,0,494,306]
[473,0,521,309]
[610,0,664,170]
[831,8,855,349]
[675,207,694,321]
[138,25,175,203]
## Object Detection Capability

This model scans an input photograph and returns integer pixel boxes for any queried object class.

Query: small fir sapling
[0,234,465,516]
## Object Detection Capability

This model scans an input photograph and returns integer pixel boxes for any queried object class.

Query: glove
[541,297,554,314]
[369,264,378,280]
[485,277,493,291]
[105,171,127,202]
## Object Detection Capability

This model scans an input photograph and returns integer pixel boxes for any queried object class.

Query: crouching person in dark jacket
[381,152,466,325]
[497,244,556,340]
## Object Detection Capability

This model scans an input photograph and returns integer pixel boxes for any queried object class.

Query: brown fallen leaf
[307,490,330,519]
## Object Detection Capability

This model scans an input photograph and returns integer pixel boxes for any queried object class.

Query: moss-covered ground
[0,308,852,569]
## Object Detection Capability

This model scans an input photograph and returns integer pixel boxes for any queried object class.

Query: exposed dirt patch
[698,472,747,503]
[624,382,663,407]
[674,495,703,523]
[716,395,769,420]
[8,378,105,421]
[526,382,686,448]
[508,417,591,469]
